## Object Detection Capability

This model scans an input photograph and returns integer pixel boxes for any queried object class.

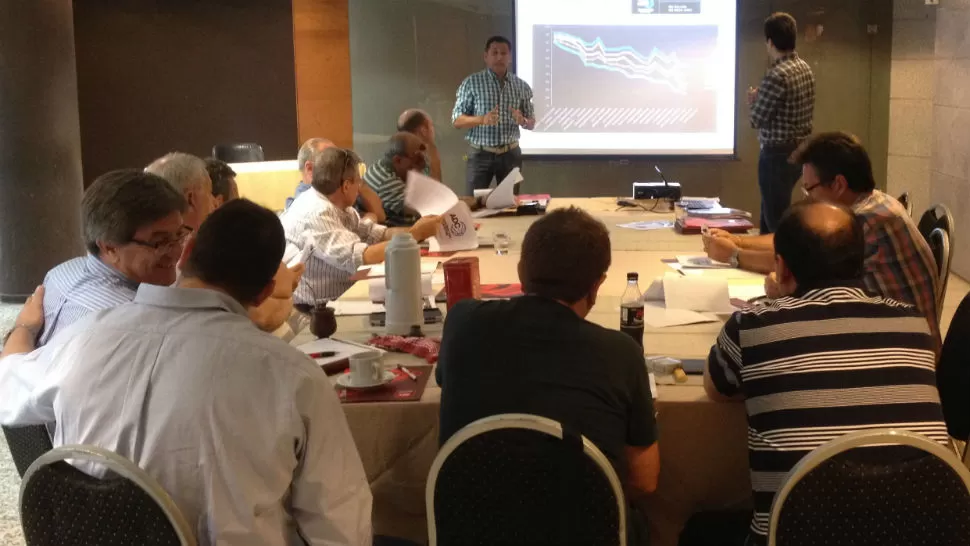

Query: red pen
[308,351,338,359]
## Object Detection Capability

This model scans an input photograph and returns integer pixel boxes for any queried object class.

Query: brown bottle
[310,305,337,339]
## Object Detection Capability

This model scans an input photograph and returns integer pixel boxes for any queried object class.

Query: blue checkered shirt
[451,69,534,148]
[38,254,138,345]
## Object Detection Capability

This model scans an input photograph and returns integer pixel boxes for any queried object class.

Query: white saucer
[337,370,395,391]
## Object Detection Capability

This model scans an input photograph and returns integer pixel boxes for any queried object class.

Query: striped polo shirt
[362,159,417,227]
[707,283,949,544]
[38,254,139,346]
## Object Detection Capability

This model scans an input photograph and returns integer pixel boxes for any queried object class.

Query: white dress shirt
[280,188,387,304]
[0,285,372,546]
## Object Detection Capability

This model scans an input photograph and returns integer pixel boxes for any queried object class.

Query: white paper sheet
[325,300,385,316]
[471,208,504,219]
[676,255,733,269]
[729,282,768,302]
[368,273,434,302]
[662,276,734,313]
[484,167,523,210]
[642,301,720,328]
[404,170,459,215]
[665,262,766,281]
[642,276,666,301]
[430,202,479,252]
[357,260,440,278]
[617,220,675,231]
[296,338,382,367]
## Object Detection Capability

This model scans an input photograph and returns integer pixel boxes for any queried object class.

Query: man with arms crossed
[0,200,372,545]
[437,207,659,545]
[704,132,941,344]
[705,201,948,546]
[452,35,535,194]
[749,12,815,233]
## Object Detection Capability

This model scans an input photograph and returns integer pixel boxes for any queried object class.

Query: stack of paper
[357,260,440,278]
[471,168,524,218]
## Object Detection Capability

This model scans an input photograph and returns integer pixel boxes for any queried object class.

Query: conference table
[293,198,753,546]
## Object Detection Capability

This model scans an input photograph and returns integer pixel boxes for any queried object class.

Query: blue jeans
[757,143,801,234]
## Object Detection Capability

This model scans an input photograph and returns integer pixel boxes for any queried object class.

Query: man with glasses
[281,147,442,303]
[23,170,189,348]
[362,132,429,227]
[703,132,940,344]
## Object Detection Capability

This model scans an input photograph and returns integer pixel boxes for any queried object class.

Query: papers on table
[296,338,382,367]
[676,255,732,269]
[369,273,434,302]
[642,301,719,328]
[663,275,734,314]
[728,281,768,302]
[471,167,523,218]
[617,220,674,231]
[666,261,766,280]
[357,260,440,278]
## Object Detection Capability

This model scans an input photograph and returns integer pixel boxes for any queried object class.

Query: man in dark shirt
[437,207,660,519]
[749,12,816,234]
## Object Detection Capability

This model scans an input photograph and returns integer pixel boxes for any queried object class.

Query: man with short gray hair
[362,132,428,227]
[285,138,385,221]
[25,170,189,347]
[145,152,214,231]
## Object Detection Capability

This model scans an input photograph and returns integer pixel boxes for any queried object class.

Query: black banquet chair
[426,413,628,546]
[768,429,970,546]
[2,424,52,477]
[211,143,264,163]
[19,444,197,546]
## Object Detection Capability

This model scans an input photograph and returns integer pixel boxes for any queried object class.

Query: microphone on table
[655,164,670,188]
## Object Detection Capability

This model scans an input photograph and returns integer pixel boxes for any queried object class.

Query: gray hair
[382,132,419,163]
[82,169,187,255]
[145,152,211,194]
[297,137,333,169]
[311,147,362,195]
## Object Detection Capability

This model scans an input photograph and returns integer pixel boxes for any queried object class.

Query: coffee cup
[349,352,383,385]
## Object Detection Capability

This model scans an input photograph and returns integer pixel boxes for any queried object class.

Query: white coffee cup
[349,352,383,385]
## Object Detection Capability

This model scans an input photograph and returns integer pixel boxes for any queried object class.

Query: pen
[308,351,337,359]
[397,365,418,381]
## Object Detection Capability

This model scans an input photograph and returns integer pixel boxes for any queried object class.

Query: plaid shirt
[750,52,815,146]
[853,190,941,344]
[451,69,534,148]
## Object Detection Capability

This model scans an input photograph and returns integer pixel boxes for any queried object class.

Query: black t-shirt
[437,295,658,484]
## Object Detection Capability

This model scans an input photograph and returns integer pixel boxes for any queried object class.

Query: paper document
[357,260,440,278]
[617,220,674,231]
[405,171,458,215]
[663,276,734,313]
[642,301,720,328]
[665,262,766,281]
[642,276,666,301]
[326,300,385,316]
[471,208,504,219]
[296,338,382,367]
[484,167,523,210]
[430,202,480,252]
[676,255,733,269]
[369,273,434,302]
[728,281,768,302]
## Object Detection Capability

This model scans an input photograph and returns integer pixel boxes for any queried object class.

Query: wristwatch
[729,248,741,269]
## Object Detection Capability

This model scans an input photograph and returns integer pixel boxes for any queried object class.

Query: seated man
[286,137,384,221]
[204,157,239,208]
[437,207,659,543]
[0,199,372,545]
[280,147,440,303]
[36,170,188,345]
[705,200,949,546]
[704,132,940,343]
[145,152,215,232]
[397,108,441,180]
[362,132,428,226]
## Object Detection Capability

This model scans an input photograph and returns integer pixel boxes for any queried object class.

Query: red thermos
[443,257,481,310]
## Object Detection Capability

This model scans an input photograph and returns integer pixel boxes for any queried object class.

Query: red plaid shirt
[853,190,940,344]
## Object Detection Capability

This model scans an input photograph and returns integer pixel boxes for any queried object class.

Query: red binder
[675,217,755,234]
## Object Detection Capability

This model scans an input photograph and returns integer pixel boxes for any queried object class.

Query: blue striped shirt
[452,69,534,147]
[38,254,138,346]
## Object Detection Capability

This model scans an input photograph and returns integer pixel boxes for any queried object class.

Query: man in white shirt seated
[281,147,441,304]
[0,199,372,546]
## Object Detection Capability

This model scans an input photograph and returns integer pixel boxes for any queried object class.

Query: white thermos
[384,233,423,335]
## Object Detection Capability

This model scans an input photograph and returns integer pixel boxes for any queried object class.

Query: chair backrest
[211,143,264,163]
[897,192,912,217]
[918,203,954,248]
[20,444,197,546]
[427,413,627,546]
[929,228,952,314]
[2,424,53,477]
[768,429,970,546]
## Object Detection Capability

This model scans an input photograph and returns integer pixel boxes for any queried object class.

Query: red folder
[675,217,754,234]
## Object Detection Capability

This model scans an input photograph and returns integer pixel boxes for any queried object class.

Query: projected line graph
[532,24,719,134]
[551,32,688,95]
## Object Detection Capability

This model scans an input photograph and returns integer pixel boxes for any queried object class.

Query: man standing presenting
[749,13,815,233]
[452,35,535,194]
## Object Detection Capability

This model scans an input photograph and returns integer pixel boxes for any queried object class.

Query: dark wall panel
[74,0,298,182]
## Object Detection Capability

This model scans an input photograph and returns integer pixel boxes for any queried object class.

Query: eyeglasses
[801,181,825,196]
[129,225,193,253]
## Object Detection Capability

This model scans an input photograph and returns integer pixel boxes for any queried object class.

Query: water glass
[493,231,511,255]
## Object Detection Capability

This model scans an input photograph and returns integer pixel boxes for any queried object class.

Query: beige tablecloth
[308,198,757,545]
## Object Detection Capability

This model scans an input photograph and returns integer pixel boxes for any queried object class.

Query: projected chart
[533,25,718,134]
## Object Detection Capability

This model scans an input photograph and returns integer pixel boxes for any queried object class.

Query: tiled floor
[0,279,968,545]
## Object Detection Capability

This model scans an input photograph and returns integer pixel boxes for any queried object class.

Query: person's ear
[212,195,225,209]
[98,241,122,266]
[251,279,276,308]
[177,234,197,272]
[776,255,796,288]
[831,174,849,196]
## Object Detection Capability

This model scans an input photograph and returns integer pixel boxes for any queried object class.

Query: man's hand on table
[703,234,738,264]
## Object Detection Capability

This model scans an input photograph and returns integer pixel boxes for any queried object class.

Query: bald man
[398,108,441,181]
[285,137,383,221]
[705,200,948,546]
[362,132,428,227]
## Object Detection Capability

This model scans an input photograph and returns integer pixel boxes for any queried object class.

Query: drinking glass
[493,231,511,255]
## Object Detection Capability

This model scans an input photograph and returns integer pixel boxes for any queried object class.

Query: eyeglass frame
[128,225,193,253]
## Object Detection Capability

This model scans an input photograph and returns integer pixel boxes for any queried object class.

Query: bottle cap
[627,272,639,281]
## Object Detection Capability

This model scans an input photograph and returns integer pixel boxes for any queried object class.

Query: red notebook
[675,217,754,234]
[336,366,432,403]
